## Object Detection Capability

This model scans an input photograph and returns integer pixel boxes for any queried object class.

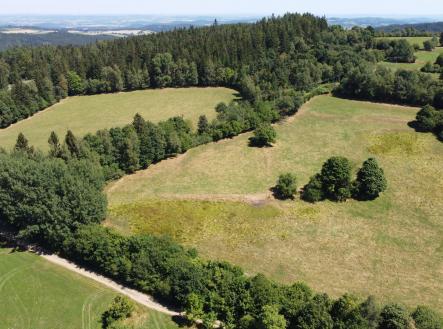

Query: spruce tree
[48,131,62,158]
[197,115,209,134]
[353,158,387,200]
[65,130,81,158]
[14,132,33,154]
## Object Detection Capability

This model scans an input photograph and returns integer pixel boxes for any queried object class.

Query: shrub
[274,173,297,200]
[415,105,441,132]
[379,304,413,329]
[102,296,134,328]
[412,306,443,329]
[424,40,435,52]
[249,123,276,147]
[320,156,352,202]
[353,158,387,200]
[302,174,325,203]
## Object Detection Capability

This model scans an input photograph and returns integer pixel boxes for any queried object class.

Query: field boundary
[0,230,180,317]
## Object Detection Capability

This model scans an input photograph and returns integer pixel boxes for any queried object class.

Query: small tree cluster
[414,104,443,141]
[102,296,134,329]
[249,123,277,147]
[302,157,387,203]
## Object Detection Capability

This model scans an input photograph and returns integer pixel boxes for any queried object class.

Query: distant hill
[376,21,443,33]
[0,31,115,51]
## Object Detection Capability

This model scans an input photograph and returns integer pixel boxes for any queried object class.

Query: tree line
[0,13,386,128]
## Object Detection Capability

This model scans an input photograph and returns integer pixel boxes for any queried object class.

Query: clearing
[0,244,181,329]
[377,36,443,74]
[106,95,443,312]
[0,87,236,151]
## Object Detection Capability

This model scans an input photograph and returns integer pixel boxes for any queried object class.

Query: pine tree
[197,115,209,134]
[14,132,33,154]
[65,130,81,158]
[353,158,387,200]
[48,131,63,158]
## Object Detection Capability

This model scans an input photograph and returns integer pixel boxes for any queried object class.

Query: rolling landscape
[1,1,443,329]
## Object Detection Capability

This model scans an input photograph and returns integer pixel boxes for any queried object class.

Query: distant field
[379,47,443,72]
[0,246,180,329]
[377,36,443,75]
[107,95,443,312]
[0,87,236,151]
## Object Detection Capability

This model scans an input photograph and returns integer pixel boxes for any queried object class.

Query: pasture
[0,87,236,151]
[0,246,180,329]
[106,95,443,312]
[377,36,443,74]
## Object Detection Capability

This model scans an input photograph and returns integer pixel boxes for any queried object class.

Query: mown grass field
[0,87,236,151]
[107,95,443,312]
[0,246,181,329]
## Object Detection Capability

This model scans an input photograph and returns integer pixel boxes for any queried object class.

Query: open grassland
[377,36,443,75]
[0,246,180,329]
[107,95,443,312]
[379,47,443,73]
[0,87,236,151]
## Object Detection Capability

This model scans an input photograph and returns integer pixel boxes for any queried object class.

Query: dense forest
[1,13,443,329]
[1,13,380,128]
[0,31,115,52]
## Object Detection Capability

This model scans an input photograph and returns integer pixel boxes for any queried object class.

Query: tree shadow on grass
[248,137,273,148]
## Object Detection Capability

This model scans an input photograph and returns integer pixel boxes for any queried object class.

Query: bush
[412,306,443,329]
[379,304,413,329]
[320,156,352,202]
[302,174,325,203]
[102,296,134,328]
[274,173,297,200]
[424,40,435,52]
[353,158,387,200]
[249,123,277,147]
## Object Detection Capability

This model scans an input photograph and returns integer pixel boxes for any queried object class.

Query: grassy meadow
[0,246,181,329]
[0,87,236,151]
[377,36,443,74]
[106,95,443,312]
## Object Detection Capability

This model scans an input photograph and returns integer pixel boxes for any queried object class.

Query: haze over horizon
[2,0,443,17]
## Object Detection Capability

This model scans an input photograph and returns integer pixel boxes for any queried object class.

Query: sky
[1,0,443,17]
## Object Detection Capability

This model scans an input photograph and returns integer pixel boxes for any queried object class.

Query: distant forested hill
[377,21,443,34]
[0,31,115,51]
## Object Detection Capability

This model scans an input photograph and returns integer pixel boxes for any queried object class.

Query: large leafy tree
[0,153,106,247]
[320,156,352,202]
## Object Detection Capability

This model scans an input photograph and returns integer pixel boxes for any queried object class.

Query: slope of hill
[0,87,236,150]
[106,95,443,312]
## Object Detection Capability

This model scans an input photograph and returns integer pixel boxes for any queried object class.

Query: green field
[107,95,443,312]
[0,87,236,151]
[377,36,443,74]
[0,246,180,329]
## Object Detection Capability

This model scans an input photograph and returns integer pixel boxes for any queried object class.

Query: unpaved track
[40,253,180,316]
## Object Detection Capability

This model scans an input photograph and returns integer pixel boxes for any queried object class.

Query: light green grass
[377,35,443,75]
[107,95,443,312]
[0,246,181,329]
[0,87,236,151]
